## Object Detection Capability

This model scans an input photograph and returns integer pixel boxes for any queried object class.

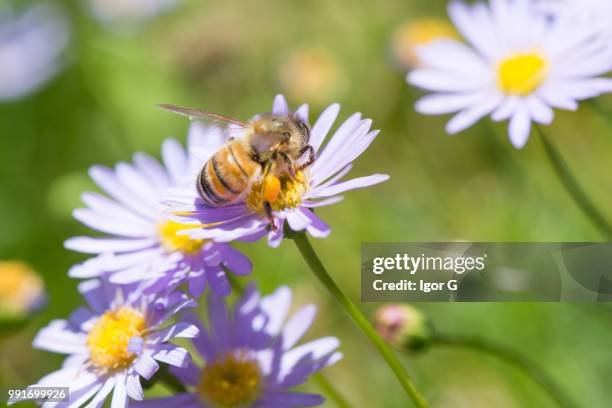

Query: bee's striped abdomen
[196,141,260,207]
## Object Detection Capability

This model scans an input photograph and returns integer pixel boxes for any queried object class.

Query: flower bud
[372,304,433,352]
[0,261,45,320]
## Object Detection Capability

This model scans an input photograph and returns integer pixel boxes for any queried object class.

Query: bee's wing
[158,104,247,128]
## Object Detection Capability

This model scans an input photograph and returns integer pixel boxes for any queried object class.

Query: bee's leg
[280,153,296,178]
[263,201,277,231]
[297,145,316,170]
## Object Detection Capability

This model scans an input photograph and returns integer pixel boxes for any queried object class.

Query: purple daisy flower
[26,280,197,407]
[65,126,252,297]
[163,94,389,248]
[139,285,342,408]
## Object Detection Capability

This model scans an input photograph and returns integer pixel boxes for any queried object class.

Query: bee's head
[252,114,310,157]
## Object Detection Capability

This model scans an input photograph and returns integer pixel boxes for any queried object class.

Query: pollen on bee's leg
[263,175,281,203]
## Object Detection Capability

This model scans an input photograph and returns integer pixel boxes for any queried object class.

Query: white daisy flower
[408,0,612,148]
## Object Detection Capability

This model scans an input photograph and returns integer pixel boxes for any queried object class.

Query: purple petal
[162,139,188,185]
[281,337,340,371]
[170,362,201,388]
[65,236,156,254]
[133,152,171,188]
[301,209,330,239]
[111,372,128,408]
[68,307,95,331]
[312,123,377,184]
[309,103,340,152]
[81,191,152,226]
[208,266,231,296]
[126,373,143,401]
[295,104,309,124]
[207,293,230,351]
[150,344,191,368]
[183,313,217,362]
[308,163,352,192]
[267,225,284,248]
[313,174,389,198]
[260,286,291,336]
[286,211,310,231]
[146,323,199,344]
[32,320,87,354]
[83,376,116,408]
[282,305,316,350]
[273,94,290,115]
[77,279,114,314]
[133,354,159,380]
[89,165,158,219]
[219,245,252,276]
[114,163,159,203]
[128,337,144,354]
[188,273,207,298]
[73,208,154,237]
[302,196,344,208]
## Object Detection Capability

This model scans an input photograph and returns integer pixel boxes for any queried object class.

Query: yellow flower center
[392,18,459,67]
[246,171,307,214]
[0,261,43,315]
[197,352,262,408]
[497,52,548,96]
[158,220,206,254]
[87,307,145,372]
[279,48,344,103]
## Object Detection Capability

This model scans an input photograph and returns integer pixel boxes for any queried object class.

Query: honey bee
[159,104,315,225]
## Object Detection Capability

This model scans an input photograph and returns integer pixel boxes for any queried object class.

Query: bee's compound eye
[297,122,310,141]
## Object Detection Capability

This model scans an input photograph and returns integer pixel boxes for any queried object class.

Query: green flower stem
[313,373,352,408]
[535,125,612,240]
[432,334,576,408]
[227,271,351,408]
[293,232,430,408]
[149,366,187,393]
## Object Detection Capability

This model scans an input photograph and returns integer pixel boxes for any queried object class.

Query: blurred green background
[1,0,612,406]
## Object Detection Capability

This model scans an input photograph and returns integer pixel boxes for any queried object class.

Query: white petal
[415,92,489,115]
[445,93,503,134]
[525,95,554,125]
[508,108,532,149]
